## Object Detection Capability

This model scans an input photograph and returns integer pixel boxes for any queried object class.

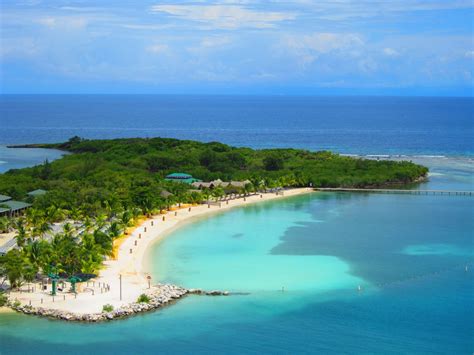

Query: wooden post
[119,274,122,301]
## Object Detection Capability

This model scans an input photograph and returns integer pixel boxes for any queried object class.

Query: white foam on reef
[402,244,472,257]
[413,155,447,159]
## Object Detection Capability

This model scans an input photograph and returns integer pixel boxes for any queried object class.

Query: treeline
[1,136,428,202]
[0,136,427,287]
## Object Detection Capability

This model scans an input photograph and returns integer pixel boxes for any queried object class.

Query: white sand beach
[7,188,313,315]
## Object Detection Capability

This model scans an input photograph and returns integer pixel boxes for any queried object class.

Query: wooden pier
[316,188,473,196]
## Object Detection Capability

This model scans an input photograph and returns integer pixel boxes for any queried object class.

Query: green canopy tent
[68,276,82,294]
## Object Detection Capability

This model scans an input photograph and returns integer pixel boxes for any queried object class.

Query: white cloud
[201,36,232,48]
[121,24,174,31]
[36,16,88,29]
[150,4,296,29]
[146,44,170,54]
[464,50,474,58]
[383,47,400,57]
[281,32,364,65]
[297,0,473,21]
[0,38,39,58]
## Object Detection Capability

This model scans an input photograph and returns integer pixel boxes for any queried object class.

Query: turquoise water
[0,157,472,353]
[0,96,472,352]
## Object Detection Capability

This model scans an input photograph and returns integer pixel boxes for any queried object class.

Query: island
[0,136,428,321]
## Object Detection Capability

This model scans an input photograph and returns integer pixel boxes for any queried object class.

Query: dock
[316,188,473,196]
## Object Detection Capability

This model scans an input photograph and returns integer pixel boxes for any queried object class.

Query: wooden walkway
[316,188,473,196]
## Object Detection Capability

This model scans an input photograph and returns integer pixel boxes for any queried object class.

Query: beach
[7,188,313,315]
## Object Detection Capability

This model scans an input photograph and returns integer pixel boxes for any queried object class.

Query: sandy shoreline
[6,188,314,315]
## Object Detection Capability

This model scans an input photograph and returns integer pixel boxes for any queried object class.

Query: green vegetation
[137,294,150,304]
[0,136,427,289]
[0,291,7,307]
[102,304,114,312]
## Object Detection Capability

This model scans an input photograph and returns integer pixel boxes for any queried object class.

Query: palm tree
[243,183,253,196]
[131,207,142,220]
[32,217,52,240]
[69,207,83,223]
[25,208,42,229]
[201,189,212,203]
[188,191,203,205]
[15,218,28,248]
[212,187,225,202]
[107,221,123,239]
[62,223,76,239]
[250,178,263,193]
[45,205,67,223]
[95,213,108,230]
[25,240,42,268]
[120,210,133,228]
[82,216,94,234]
[0,216,11,233]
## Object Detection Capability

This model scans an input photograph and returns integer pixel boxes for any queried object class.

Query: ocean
[0,95,472,354]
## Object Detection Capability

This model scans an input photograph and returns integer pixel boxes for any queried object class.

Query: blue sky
[0,1,473,95]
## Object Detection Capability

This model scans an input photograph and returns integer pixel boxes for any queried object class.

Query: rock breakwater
[7,283,229,322]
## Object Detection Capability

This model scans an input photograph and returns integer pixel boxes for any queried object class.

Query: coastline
[6,188,314,319]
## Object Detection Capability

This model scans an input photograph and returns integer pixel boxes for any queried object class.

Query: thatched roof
[160,190,173,198]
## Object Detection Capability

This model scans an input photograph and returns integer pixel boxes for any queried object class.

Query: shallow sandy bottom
[7,188,314,314]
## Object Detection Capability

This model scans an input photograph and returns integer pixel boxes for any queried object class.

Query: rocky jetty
[8,283,229,322]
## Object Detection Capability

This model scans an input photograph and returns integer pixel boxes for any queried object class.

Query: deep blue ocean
[0,95,473,155]
[0,96,473,354]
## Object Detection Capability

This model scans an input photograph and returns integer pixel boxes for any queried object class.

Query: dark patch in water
[231,233,244,239]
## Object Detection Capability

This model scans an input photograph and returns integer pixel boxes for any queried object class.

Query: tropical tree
[107,221,123,239]
[15,218,28,248]
[0,217,11,233]
[212,187,225,202]
[201,189,212,203]
[95,213,108,230]
[45,205,67,223]
[32,217,52,239]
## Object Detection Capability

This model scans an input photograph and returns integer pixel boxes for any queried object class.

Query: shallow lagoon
[0,157,472,354]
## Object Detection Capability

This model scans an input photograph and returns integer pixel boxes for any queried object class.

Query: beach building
[27,189,47,197]
[191,179,251,190]
[0,193,32,217]
[0,194,11,203]
[0,200,32,218]
[165,173,202,184]
[160,190,173,199]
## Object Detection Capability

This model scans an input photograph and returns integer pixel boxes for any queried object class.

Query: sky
[0,0,473,95]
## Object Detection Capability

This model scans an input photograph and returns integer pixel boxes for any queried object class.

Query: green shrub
[102,304,114,312]
[0,292,8,307]
[137,294,150,304]
[13,299,21,307]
